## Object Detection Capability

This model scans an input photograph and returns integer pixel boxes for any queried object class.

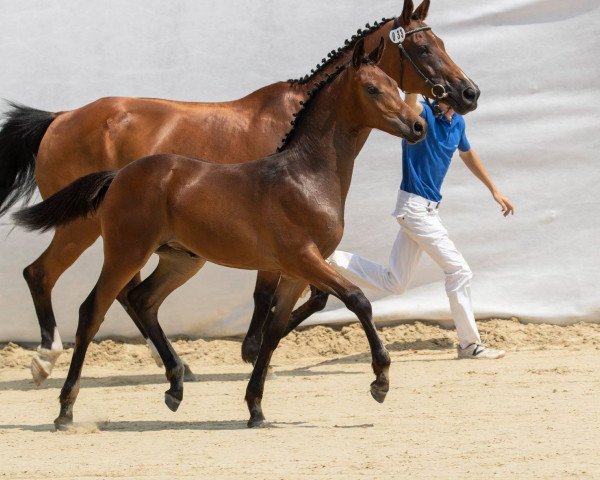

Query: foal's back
[100,152,317,270]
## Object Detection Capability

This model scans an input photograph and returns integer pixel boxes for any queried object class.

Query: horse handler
[328,94,514,359]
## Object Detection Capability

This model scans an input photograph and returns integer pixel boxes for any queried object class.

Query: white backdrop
[0,0,599,342]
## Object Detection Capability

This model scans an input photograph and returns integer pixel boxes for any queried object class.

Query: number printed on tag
[389,27,406,44]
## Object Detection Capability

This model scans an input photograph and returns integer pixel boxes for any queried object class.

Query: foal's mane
[278,16,394,152]
[278,57,376,153]
[287,17,393,85]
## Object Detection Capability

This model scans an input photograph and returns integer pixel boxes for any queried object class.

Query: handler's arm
[403,93,423,115]
[459,149,515,216]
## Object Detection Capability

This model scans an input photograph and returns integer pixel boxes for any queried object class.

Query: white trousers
[330,190,482,348]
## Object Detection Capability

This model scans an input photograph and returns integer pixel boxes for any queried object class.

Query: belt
[398,190,441,209]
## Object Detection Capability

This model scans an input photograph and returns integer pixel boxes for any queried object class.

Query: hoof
[164,392,181,412]
[54,415,73,431]
[183,363,196,382]
[247,415,266,428]
[31,348,63,386]
[370,384,388,404]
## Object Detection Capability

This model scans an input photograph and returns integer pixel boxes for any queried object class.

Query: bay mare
[14,40,426,428]
[0,0,479,383]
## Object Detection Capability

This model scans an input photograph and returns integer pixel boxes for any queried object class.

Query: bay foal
[15,39,426,428]
[1,0,478,383]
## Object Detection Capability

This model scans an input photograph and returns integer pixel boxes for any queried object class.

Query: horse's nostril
[413,121,424,134]
[463,87,477,102]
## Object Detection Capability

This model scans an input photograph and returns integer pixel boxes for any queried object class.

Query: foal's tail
[12,171,117,232]
[0,102,56,216]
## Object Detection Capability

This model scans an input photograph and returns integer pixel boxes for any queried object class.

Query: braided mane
[287,17,393,85]
[277,17,394,152]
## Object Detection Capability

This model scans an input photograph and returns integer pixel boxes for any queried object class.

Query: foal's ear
[401,0,414,25]
[412,0,430,21]
[352,38,366,70]
[368,38,385,65]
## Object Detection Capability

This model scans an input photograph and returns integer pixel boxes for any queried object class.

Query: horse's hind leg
[245,276,307,427]
[55,249,152,429]
[241,270,280,363]
[23,219,100,385]
[127,246,206,409]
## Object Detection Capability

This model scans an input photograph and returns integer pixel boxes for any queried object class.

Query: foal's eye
[367,85,380,95]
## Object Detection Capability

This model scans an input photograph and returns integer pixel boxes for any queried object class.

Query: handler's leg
[329,225,422,295]
[397,210,481,348]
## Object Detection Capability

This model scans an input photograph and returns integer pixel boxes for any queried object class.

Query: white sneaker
[457,343,505,359]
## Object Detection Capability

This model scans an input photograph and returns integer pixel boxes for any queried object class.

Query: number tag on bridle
[389,27,406,44]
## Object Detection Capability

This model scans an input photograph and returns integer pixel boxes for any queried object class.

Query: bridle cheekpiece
[390,19,448,100]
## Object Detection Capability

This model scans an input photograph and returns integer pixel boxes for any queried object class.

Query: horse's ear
[412,0,430,21]
[401,0,414,25]
[368,38,385,65]
[352,38,366,70]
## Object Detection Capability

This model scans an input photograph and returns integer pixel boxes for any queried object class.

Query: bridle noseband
[390,18,448,99]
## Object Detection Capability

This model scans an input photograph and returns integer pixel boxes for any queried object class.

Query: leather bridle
[390,18,448,99]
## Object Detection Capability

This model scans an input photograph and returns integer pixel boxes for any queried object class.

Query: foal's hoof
[164,392,182,412]
[247,415,267,428]
[54,415,73,431]
[31,348,62,386]
[370,383,388,404]
[183,363,196,382]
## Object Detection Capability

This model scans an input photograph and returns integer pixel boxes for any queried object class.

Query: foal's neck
[286,76,369,205]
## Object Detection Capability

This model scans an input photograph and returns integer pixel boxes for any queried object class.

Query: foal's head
[345,38,427,144]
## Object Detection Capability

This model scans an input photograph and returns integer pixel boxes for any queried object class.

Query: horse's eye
[419,45,430,55]
[367,85,380,95]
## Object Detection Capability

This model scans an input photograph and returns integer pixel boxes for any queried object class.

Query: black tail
[0,102,56,216]
[12,171,117,232]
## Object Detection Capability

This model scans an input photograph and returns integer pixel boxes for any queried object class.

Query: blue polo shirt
[400,100,470,202]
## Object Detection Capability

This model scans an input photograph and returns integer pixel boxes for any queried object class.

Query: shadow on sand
[0,366,361,392]
[0,419,319,433]
[0,336,454,391]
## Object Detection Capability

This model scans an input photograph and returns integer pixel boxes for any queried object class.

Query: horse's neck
[236,19,396,122]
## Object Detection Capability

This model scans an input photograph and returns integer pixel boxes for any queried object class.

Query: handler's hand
[493,191,514,217]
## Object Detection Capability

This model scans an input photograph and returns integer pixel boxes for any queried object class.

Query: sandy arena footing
[1,319,599,479]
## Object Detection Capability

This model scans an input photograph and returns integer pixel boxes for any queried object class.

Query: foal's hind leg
[23,219,100,385]
[127,247,206,409]
[241,270,280,363]
[55,251,152,429]
[245,276,307,427]
[115,272,195,381]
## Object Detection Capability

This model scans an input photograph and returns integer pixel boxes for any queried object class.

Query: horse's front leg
[245,276,306,427]
[241,270,280,363]
[283,286,330,336]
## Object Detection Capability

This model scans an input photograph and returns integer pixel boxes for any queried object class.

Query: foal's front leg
[287,247,391,404]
